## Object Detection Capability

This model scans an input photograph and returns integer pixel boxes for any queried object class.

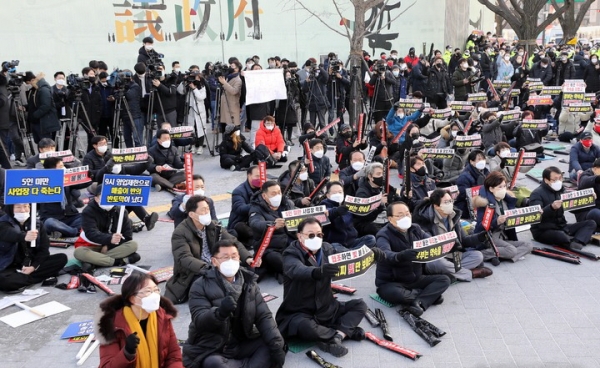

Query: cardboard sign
[568,103,593,113]
[99,175,152,206]
[454,134,482,149]
[427,185,459,199]
[419,149,455,160]
[417,135,441,148]
[561,188,595,211]
[449,101,474,112]
[412,231,457,263]
[503,152,537,167]
[584,93,596,103]
[328,245,376,281]
[467,93,488,103]
[562,80,586,93]
[396,99,423,110]
[430,108,452,119]
[111,146,149,164]
[344,194,383,216]
[520,119,549,130]
[504,205,542,229]
[39,150,75,164]
[527,95,553,106]
[492,80,511,90]
[64,166,91,187]
[497,110,522,122]
[4,169,64,204]
[61,321,94,339]
[169,126,195,139]
[281,205,330,231]
[541,86,563,96]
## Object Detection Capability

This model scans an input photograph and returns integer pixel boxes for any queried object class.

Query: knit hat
[224,124,236,135]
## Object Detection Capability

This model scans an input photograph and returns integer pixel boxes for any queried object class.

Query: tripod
[111,89,141,149]
[11,96,37,158]
[69,93,96,158]
[211,84,223,149]
[184,84,215,156]
[146,84,167,146]
[367,71,394,129]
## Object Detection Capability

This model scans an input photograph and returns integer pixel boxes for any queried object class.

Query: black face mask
[415,167,427,176]
[372,176,384,186]
[342,131,352,138]
[411,133,419,140]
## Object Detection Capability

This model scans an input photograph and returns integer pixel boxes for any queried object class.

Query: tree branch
[332,0,353,41]
[295,0,347,38]
[363,0,389,36]
[575,0,595,28]
[508,0,526,19]
[364,0,418,38]
[537,0,572,33]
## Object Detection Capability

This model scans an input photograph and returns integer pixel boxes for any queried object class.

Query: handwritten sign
[561,188,595,211]
[454,134,482,149]
[344,194,383,216]
[520,119,548,130]
[169,126,194,139]
[281,205,330,231]
[419,149,455,160]
[64,166,91,187]
[430,108,452,119]
[100,175,152,206]
[39,150,75,164]
[412,231,457,263]
[328,245,376,281]
[4,169,64,204]
[111,146,148,164]
[504,205,542,229]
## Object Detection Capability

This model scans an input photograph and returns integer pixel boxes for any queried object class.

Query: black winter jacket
[148,144,183,179]
[80,200,133,247]
[30,79,61,134]
[583,63,600,93]
[529,62,553,86]
[322,198,359,246]
[529,182,568,235]
[456,163,489,219]
[248,193,295,252]
[0,215,51,272]
[578,168,600,208]
[228,180,260,231]
[278,170,315,208]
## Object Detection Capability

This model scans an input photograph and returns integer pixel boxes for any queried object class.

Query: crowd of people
[1,31,600,367]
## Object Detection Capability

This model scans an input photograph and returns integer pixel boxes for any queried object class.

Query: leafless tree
[551,0,595,43]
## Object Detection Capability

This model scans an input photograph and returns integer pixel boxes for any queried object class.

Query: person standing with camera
[301,60,330,131]
[79,67,102,151]
[369,60,397,124]
[326,58,350,128]
[23,72,61,144]
[186,73,208,155]
[120,71,145,148]
[218,60,242,131]
[151,65,178,127]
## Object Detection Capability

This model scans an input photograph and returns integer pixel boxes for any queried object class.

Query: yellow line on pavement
[134,193,232,215]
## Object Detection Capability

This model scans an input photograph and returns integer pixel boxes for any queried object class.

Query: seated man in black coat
[168,174,217,229]
[277,160,315,208]
[400,155,437,210]
[227,166,262,249]
[339,151,367,197]
[149,129,186,191]
[375,202,451,317]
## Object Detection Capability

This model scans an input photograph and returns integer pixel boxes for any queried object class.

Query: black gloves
[218,295,238,318]
[371,247,384,261]
[124,332,140,355]
[395,249,419,262]
[337,205,349,216]
[270,348,286,367]
[312,263,339,280]
[476,231,487,243]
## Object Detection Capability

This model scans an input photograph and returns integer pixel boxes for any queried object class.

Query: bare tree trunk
[495,13,504,37]
[554,0,595,43]
[348,2,368,129]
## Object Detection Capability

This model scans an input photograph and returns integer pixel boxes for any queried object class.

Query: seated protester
[569,131,600,182]
[322,181,376,252]
[276,218,376,357]
[74,185,140,271]
[480,111,505,155]
[183,240,286,368]
[397,123,425,173]
[385,104,422,139]
[512,110,543,150]
[96,273,183,368]
[40,157,85,237]
[438,120,464,149]
[456,150,490,219]
[228,166,262,248]
[335,124,367,170]
[339,151,367,197]
[529,166,596,250]
[248,181,295,282]
[168,175,217,229]
[489,141,513,180]
[400,155,437,210]
[219,124,255,171]
[413,189,492,281]
[473,172,533,264]
[84,135,158,231]
[577,158,600,229]
[149,121,194,148]
[0,204,67,293]
[149,129,186,191]
[164,196,252,305]
[442,137,469,184]
[308,138,331,185]
[298,122,317,146]
[26,137,82,169]
[277,160,315,208]
[353,162,399,236]
[375,202,451,317]
[255,116,288,164]
[368,120,399,158]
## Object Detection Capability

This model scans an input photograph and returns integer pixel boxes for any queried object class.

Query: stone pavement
[2,132,600,368]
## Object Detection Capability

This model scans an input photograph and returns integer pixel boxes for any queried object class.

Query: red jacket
[404,55,419,68]
[255,120,285,153]
[96,296,183,368]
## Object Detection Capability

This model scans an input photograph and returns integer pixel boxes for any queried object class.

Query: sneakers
[144,212,158,231]
[154,184,162,192]
[230,165,236,171]
[195,147,203,155]
[317,333,348,357]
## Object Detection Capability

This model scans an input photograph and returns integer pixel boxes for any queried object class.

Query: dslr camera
[375,63,387,74]
[329,59,343,73]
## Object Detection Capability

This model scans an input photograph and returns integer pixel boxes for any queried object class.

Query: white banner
[244,69,287,105]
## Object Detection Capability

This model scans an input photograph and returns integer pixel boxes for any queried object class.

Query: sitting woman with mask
[218,124,255,171]
[277,160,315,208]
[96,272,183,367]
[456,149,490,219]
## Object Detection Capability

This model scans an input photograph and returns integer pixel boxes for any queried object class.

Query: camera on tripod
[375,63,387,74]
[66,74,91,93]
[145,50,165,80]
[329,59,343,73]
[213,62,229,78]
[184,70,201,83]
[108,69,133,91]
[7,72,24,95]
[2,60,19,72]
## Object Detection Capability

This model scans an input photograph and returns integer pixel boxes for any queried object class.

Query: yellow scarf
[123,306,159,368]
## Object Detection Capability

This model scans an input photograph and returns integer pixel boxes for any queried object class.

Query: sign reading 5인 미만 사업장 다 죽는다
[99,175,152,207]
[4,169,64,204]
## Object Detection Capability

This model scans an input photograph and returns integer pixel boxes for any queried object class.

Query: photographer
[137,36,157,64]
[203,62,219,130]
[5,69,27,166]
[79,67,102,150]
[218,60,243,129]
[133,62,152,126]
[326,56,350,127]
[52,71,69,119]
[369,60,397,123]
[0,71,12,169]
[301,60,330,131]
[120,70,145,148]
[98,72,115,138]
[275,69,300,145]
[150,64,178,126]
[185,72,209,155]
[23,72,61,143]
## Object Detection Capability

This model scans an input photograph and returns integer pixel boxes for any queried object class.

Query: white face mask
[312,150,324,159]
[397,113,405,119]
[160,140,171,148]
[101,82,108,87]
[392,71,400,77]
[400,64,407,70]
[504,56,511,61]
[299,171,309,181]
[494,188,507,200]
[139,292,161,313]
[198,213,212,226]
[99,204,114,211]
[97,145,108,154]
[145,45,153,51]
[451,130,458,137]
[351,161,365,171]
[499,150,510,158]
[14,212,30,223]
[174,68,181,73]
[268,194,282,207]
[475,160,486,170]
[246,63,254,69]
[330,193,344,204]
[440,203,454,215]
[234,130,241,136]
[304,237,323,252]
[396,216,412,230]
[55,79,66,86]
[218,259,240,278]
[265,125,274,131]
[518,52,524,56]
[550,181,563,191]
[194,189,205,196]
[592,58,599,64]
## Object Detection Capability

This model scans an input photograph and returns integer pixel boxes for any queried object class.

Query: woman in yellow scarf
[95,272,183,367]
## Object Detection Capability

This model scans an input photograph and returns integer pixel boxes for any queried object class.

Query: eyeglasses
[215,255,240,262]
[136,287,160,296]
[302,233,324,239]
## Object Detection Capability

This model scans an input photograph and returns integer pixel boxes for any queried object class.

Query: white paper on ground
[0,289,49,310]
[0,301,70,328]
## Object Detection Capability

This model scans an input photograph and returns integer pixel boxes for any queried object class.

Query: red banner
[303,140,314,173]
[357,114,364,143]
[381,121,387,145]
[258,161,267,187]
[482,206,495,231]
[365,332,421,360]
[316,118,340,137]
[308,177,329,200]
[81,273,115,296]
[251,226,275,267]
[392,122,412,144]
[184,153,193,196]
[64,166,91,187]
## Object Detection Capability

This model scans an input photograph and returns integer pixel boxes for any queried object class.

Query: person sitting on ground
[480,111,505,155]
[96,273,183,368]
[488,141,513,180]
[219,124,255,171]
[375,201,451,317]
[335,124,367,170]
[339,151,367,197]
[456,149,490,219]
[148,129,186,192]
[164,196,252,304]
[442,136,469,184]
[400,155,436,210]
[413,189,493,281]
[577,158,600,230]
[0,203,68,293]
[308,138,331,186]
[276,217,379,358]
[569,131,600,182]
[168,175,217,229]
[228,166,262,249]
[277,160,315,208]
[529,166,596,250]
[255,116,288,165]
[367,120,399,158]
[149,121,194,148]
[74,185,140,271]
[183,239,286,368]
[26,137,82,169]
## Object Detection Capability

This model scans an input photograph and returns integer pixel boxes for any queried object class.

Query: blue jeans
[331,235,377,252]
[44,215,82,237]
[123,117,145,148]
[210,100,217,129]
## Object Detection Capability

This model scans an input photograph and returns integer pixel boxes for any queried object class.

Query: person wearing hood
[456,150,490,219]
[438,119,464,148]
[254,116,287,164]
[400,155,436,210]
[529,166,596,250]
[167,175,217,229]
[219,124,255,171]
[375,202,451,317]
[148,129,185,191]
[248,181,295,282]
[276,217,377,358]
[473,172,533,264]
[277,160,315,208]
[96,273,183,368]
[404,47,419,70]
[339,151,367,196]
[0,203,67,292]
[413,189,492,281]
[183,239,286,368]
[23,72,61,143]
[164,196,251,304]
[569,131,600,182]
[335,124,367,170]
[137,36,157,64]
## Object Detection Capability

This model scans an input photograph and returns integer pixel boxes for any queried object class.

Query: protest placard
[562,92,586,106]
[412,231,457,263]
[282,206,330,231]
[344,194,383,215]
[568,103,593,113]
[419,149,455,160]
[100,175,152,234]
[454,134,482,149]
[395,99,423,110]
[503,152,537,167]
[561,188,595,211]
[527,95,553,106]
[169,126,195,139]
[584,93,596,103]
[111,146,148,164]
[504,205,542,229]
[449,101,474,112]
[328,245,376,281]
[562,80,586,93]
[430,108,452,119]
[64,166,91,187]
[61,320,94,339]
[492,80,511,90]
[520,119,549,130]
[244,69,287,105]
[541,86,563,96]
[39,150,75,164]
[527,81,544,92]
[417,135,441,148]
[497,110,522,122]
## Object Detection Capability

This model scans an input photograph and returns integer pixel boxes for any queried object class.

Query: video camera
[145,50,165,79]
[375,63,387,74]
[213,62,229,78]
[108,69,133,90]
[184,70,201,83]
[329,59,343,73]
[66,73,92,93]
[7,72,25,95]
[2,60,19,73]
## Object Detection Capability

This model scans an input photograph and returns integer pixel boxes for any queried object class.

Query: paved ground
[2,129,600,368]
